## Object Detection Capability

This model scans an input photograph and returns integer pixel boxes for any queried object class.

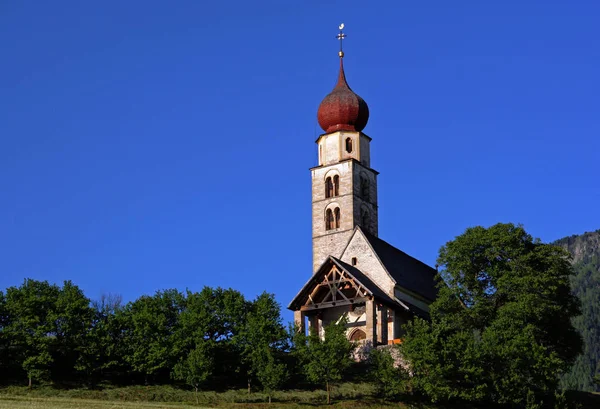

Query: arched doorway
[349,328,366,341]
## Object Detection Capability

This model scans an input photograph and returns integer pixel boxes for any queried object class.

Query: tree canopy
[401,223,583,407]
[293,318,355,404]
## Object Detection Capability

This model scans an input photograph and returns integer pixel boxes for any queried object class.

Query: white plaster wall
[340,132,359,162]
[318,131,371,166]
[340,230,396,296]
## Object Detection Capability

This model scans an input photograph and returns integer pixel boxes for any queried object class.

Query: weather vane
[336,23,346,58]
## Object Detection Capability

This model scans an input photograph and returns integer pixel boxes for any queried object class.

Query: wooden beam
[300,297,369,311]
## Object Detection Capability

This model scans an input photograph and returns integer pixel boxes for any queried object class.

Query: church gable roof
[359,228,439,302]
[332,258,398,307]
[287,256,400,311]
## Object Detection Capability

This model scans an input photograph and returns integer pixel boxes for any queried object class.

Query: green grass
[0,385,598,409]
[0,384,407,408]
[0,395,211,409]
[0,395,411,409]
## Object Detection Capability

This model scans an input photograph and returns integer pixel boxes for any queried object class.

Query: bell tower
[311,25,379,273]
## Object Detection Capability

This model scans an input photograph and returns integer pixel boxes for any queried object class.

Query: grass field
[0,394,411,409]
[0,385,598,409]
[0,385,414,409]
[0,395,212,409]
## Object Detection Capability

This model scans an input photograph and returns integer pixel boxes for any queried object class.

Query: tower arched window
[325,175,340,198]
[326,207,341,231]
[325,177,334,198]
[333,175,339,196]
[326,209,335,230]
[345,137,353,153]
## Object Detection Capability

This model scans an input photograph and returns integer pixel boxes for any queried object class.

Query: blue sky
[1,1,599,322]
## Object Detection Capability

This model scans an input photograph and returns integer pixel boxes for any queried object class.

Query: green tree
[294,319,355,404]
[5,280,59,387]
[254,345,287,404]
[172,340,214,404]
[177,287,248,386]
[402,223,583,407]
[0,291,9,380]
[3,279,93,387]
[51,280,95,382]
[120,289,184,383]
[236,292,288,394]
[368,347,408,400]
[75,293,125,385]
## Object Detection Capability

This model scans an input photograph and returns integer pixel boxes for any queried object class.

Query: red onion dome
[317,59,369,134]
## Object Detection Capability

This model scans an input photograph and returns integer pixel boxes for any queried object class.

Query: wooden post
[365,299,377,344]
[377,304,388,345]
[388,309,397,342]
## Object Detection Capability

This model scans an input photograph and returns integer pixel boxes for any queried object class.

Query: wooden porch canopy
[288,256,399,312]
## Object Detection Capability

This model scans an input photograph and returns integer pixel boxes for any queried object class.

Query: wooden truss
[301,264,370,311]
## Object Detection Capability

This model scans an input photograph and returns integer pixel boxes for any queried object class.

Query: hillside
[554,230,600,392]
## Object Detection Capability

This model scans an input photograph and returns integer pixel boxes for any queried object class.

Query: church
[288,27,438,348]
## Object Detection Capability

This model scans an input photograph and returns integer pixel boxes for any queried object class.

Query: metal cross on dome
[336,23,346,58]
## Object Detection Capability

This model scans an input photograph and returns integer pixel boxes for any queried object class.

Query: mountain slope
[554,230,600,392]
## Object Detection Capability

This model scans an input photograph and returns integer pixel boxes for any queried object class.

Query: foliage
[367,347,408,400]
[75,293,125,385]
[176,286,248,386]
[254,345,288,403]
[2,279,93,387]
[236,291,288,397]
[172,340,213,403]
[119,289,185,383]
[0,383,382,407]
[555,230,600,393]
[294,318,355,404]
[0,291,10,381]
[402,223,583,407]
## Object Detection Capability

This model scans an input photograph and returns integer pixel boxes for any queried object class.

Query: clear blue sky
[1,1,599,322]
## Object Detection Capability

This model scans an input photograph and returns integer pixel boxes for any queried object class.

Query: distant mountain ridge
[554,230,600,392]
[555,230,600,264]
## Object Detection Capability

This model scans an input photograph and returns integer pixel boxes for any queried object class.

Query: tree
[368,347,408,400]
[51,280,95,382]
[177,287,248,386]
[0,291,10,380]
[5,280,59,387]
[254,345,287,404]
[401,223,583,407]
[75,293,125,385]
[120,289,184,383]
[236,292,288,394]
[3,279,93,387]
[172,340,214,404]
[294,318,355,404]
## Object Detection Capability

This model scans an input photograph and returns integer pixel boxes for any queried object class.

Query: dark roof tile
[361,229,438,302]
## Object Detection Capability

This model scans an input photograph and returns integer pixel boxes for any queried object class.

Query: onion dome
[317,58,369,134]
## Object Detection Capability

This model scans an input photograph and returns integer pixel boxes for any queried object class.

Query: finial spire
[336,23,346,58]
